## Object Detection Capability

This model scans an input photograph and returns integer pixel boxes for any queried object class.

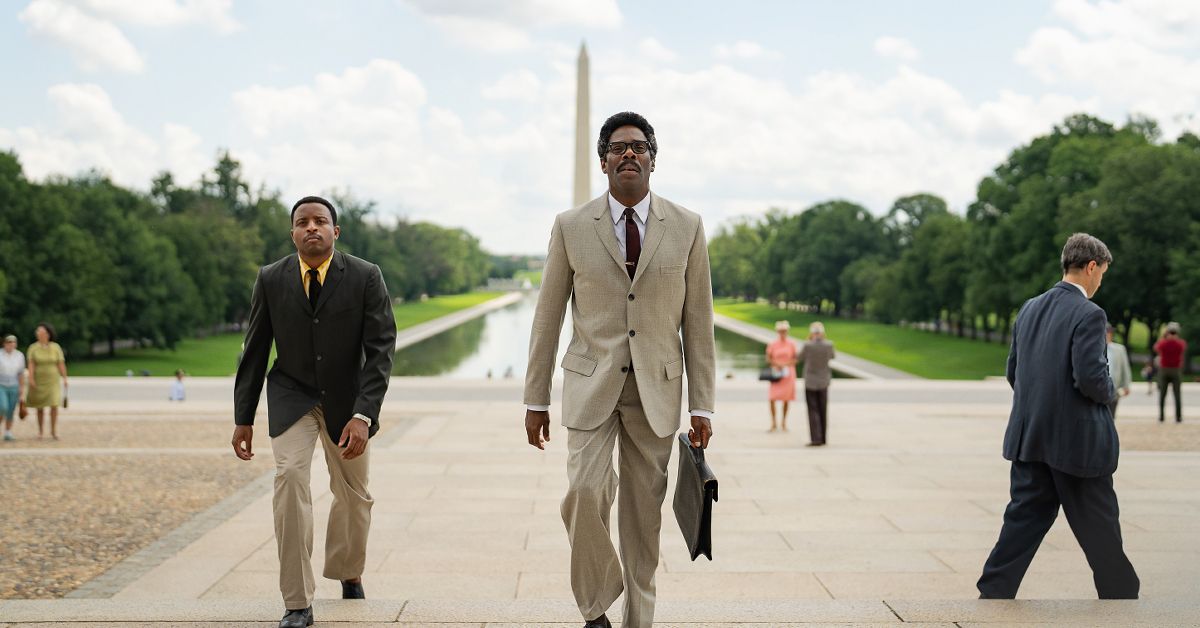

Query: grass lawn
[72,291,508,377]
[513,269,542,287]
[392,291,505,330]
[714,299,1010,380]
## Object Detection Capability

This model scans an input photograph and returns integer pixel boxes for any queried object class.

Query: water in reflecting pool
[392,292,769,379]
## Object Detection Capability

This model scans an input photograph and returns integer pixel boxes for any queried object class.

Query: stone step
[1,598,1196,625]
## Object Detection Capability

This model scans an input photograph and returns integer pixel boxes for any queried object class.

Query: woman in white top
[0,335,27,441]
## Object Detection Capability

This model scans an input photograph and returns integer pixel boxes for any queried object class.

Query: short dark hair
[597,111,658,160]
[1060,233,1112,273]
[36,322,56,342]
[291,196,338,225]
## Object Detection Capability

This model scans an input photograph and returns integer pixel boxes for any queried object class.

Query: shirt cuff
[689,409,714,420]
[352,413,373,427]
[526,404,550,412]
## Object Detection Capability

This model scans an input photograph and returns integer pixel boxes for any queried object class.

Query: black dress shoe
[584,614,611,628]
[342,579,365,599]
[279,606,312,628]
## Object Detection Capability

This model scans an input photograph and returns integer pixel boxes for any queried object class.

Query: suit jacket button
[621,366,628,373]
[628,330,635,337]
[321,390,326,396]
[316,355,322,361]
[314,318,319,324]
[628,294,635,301]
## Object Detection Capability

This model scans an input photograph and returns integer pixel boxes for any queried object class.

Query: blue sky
[3,1,1199,254]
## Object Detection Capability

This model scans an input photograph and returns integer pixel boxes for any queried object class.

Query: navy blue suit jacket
[1002,281,1118,477]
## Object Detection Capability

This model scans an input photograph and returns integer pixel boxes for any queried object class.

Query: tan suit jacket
[524,192,716,438]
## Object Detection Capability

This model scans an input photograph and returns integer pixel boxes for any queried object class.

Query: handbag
[757,366,784,382]
[672,434,718,560]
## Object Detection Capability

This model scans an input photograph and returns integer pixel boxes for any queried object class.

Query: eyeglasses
[607,140,651,155]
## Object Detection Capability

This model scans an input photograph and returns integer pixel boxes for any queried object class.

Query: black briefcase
[672,433,718,561]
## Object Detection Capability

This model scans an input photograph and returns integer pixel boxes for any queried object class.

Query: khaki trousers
[271,405,373,609]
[561,373,674,628]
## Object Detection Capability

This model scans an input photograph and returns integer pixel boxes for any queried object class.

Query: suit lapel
[631,193,667,286]
[284,255,313,314]
[590,195,627,276]
[313,250,345,314]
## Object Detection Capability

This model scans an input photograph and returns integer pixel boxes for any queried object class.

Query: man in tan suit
[524,111,716,628]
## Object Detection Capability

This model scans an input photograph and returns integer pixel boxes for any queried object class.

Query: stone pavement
[3,377,1198,626]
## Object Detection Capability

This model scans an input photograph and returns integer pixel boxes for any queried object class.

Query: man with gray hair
[978,233,1139,599]
[799,321,835,446]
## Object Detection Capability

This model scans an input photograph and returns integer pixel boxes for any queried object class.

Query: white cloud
[713,40,780,60]
[226,59,574,252]
[18,0,239,73]
[1051,0,1200,49]
[873,35,920,62]
[19,0,145,73]
[77,0,240,33]
[399,0,620,51]
[1016,1,1200,137]
[0,83,207,186]
[482,70,542,102]
[586,57,1087,234]
[638,37,678,64]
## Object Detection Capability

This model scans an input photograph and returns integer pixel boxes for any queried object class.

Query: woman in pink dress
[766,320,798,432]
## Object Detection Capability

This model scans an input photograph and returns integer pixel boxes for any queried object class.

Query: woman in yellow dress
[26,323,67,440]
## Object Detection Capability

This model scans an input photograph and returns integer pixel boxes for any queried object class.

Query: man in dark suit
[232,196,396,628]
[977,233,1139,600]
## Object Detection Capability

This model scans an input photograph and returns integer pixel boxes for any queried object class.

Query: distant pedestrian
[1140,358,1157,396]
[765,320,797,432]
[1106,325,1132,418]
[26,323,67,440]
[1154,322,1187,423]
[169,369,186,401]
[978,233,1138,600]
[0,335,27,441]
[799,321,835,446]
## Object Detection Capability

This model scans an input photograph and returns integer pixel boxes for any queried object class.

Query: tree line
[709,114,1200,362]
[0,151,491,358]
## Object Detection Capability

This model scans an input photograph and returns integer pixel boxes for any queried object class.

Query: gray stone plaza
[1,372,1196,626]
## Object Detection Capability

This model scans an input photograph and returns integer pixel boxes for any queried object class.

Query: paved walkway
[3,377,1197,626]
[712,314,920,380]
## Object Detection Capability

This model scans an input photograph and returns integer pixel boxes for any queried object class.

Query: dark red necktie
[624,207,641,280]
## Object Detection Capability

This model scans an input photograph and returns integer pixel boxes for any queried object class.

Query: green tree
[885,193,948,248]
[784,200,890,313]
[709,218,765,299]
[1062,141,1200,349]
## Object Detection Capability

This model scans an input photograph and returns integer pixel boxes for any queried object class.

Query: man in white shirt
[0,335,27,441]
[1106,324,1132,418]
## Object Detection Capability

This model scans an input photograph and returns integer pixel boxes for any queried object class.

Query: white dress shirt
[528,192,714,421]
[609,192,649,259]
[1065,280,1088,298]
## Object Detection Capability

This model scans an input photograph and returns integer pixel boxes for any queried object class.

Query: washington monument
[572,42,589,207]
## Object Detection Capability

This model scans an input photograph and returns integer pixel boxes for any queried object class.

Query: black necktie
[307,269,321,310]
[624,207,641,280]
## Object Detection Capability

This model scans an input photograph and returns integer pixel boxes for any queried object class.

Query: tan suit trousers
[271,404,373,609]
[562,373,674,628]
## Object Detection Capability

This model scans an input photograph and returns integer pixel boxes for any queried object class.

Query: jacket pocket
[664,358,684,380]
[660,264,686,275]
[561,352,597,377]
